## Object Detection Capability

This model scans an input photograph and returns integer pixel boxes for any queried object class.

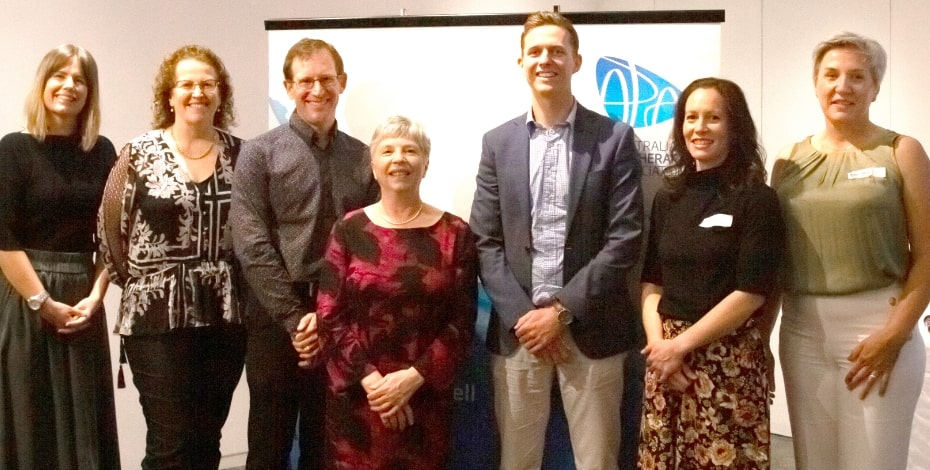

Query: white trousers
[780,284,925,470]
[492,332,626,470]
[907,312,930,470]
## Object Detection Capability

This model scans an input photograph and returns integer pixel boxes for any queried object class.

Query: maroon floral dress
[315,210,477,470]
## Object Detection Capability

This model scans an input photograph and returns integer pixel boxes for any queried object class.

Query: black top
[641,167,785,322]
[0,132,116,253]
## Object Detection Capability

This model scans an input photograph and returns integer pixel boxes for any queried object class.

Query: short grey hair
[813,31,887,86]
[369,115,431,158]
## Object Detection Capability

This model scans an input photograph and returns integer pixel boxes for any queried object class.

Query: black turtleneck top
[641,167,785,322]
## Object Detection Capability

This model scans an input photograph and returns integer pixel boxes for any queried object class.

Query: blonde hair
[813,32,887,86]
[24,44,101,152]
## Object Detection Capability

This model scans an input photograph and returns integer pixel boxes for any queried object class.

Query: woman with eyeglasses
[98,44,246,469]
[0,44,120,470]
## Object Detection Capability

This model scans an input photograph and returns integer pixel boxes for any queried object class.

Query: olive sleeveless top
[772,129,908,295]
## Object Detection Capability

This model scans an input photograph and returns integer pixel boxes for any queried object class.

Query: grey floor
[227,434,796,469]
[771,434,797,470]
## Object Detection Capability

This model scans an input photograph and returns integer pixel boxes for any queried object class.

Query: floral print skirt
[638,317,770,469]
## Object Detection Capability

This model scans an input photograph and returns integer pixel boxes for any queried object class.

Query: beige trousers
[492,332,627,470]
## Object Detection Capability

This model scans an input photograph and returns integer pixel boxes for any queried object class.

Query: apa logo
[596,57,680,129]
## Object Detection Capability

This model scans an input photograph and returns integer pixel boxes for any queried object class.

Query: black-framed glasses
[175,80,220,93]
[289,74,341,91]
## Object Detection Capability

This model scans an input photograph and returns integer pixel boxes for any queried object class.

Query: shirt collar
[289,112,339,149]
[525,99,578,132]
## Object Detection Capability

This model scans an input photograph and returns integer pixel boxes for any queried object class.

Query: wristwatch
[554,301,574,325]
[26,290,50,311]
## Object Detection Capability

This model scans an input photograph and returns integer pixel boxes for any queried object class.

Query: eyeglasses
[174,80,220,93]
[289,75,341,91]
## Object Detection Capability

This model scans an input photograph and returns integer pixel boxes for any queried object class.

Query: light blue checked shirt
[526,102,577,306]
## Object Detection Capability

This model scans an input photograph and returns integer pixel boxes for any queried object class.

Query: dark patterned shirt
[230,114,379,333]
[98,129,243,335]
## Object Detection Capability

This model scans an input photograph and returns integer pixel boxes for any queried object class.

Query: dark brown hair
[664,77,766,192]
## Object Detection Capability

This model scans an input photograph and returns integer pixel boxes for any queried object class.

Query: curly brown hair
[151,45,236,130]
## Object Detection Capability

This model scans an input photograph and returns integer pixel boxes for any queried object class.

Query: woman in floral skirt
[638,77,785,469]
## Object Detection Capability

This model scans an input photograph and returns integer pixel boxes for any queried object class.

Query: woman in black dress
[0,44,120,469]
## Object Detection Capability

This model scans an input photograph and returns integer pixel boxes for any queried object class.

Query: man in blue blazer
[469,11,644,470]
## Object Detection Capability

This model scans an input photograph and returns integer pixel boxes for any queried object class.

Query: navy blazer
[469,103,644,358]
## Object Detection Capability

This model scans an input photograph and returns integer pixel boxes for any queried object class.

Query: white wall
[3,0,929,467]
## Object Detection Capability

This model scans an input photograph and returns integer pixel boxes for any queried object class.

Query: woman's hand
[364,367,425,431]
[71,296,101,318]
[764,344,776,404]
[665,363,697,393]
[642,338,687,385]
[845,326,908,399]
[38,298,89,334]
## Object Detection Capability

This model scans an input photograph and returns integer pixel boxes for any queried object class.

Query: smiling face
[285,50,347,135]
[682,87,730,171]
[815,47,879,125]
[518,24,581,99]
[168,58,220,127]
[43,56,87,132]
[371,135,428,195]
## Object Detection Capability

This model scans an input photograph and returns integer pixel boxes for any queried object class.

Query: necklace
[169,127,215,160]
[380,202,423,225]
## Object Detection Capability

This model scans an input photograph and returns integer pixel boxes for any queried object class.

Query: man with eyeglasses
[230,38,379,470]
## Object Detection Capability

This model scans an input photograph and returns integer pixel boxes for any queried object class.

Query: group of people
[0,9,926,470]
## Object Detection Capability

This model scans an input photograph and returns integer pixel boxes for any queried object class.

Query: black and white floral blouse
[98,129,244,336]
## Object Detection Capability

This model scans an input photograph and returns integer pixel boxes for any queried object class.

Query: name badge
[848,167,887,180]
[699,214,733,228]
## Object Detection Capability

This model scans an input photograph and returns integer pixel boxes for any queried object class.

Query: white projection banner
[267,12,722,219]
[266,12,722,470]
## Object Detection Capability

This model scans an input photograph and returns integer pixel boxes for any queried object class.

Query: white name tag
[699,213,733,228]
[848,167,887,179]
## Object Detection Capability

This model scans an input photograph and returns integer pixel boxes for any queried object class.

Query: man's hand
[292,312,319,368]
[534,335,572,364]
[514,306,564,355]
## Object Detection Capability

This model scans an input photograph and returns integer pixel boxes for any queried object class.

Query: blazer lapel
[501,117,533,244]
[567,106,594,231]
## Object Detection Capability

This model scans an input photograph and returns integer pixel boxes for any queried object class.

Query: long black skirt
[0,249,120,469]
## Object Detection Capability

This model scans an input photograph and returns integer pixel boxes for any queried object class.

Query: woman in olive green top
[772,32,930,470]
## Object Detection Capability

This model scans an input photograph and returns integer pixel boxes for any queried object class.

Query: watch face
[27,291,48,310]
